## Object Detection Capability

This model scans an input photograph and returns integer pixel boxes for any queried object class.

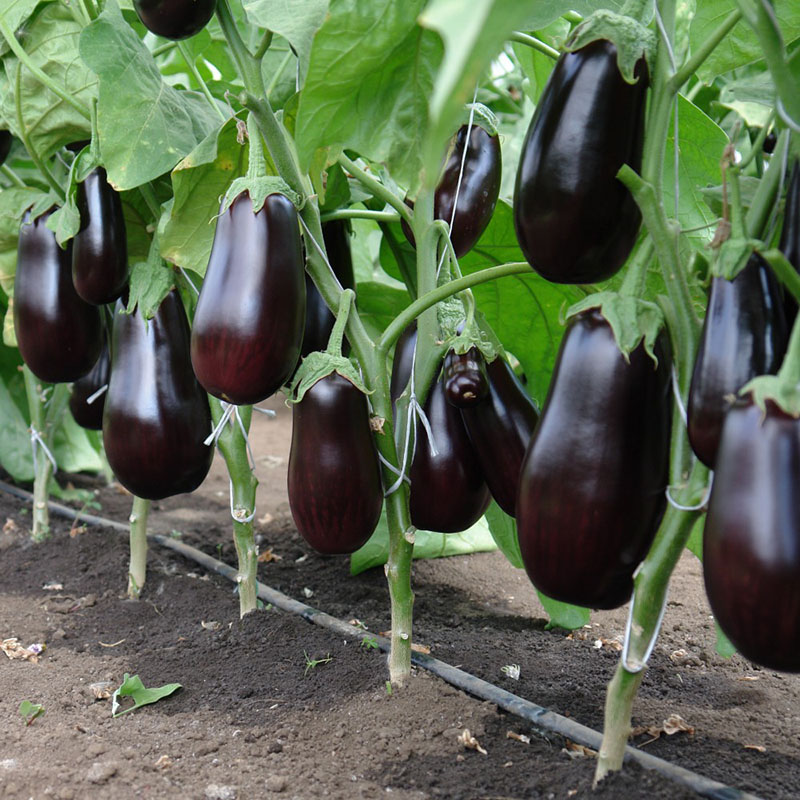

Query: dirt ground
[1,396,798,799]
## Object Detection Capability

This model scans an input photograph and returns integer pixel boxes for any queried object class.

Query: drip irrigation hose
[0,479,761,800]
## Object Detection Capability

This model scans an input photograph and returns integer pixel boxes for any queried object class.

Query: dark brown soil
[0,398,797,799]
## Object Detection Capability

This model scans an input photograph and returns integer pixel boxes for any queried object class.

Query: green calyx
[567,292,665,364]
[457,103,499,138]
[711,236,760,280]
[566,10,655,83]
[741,375,800,419]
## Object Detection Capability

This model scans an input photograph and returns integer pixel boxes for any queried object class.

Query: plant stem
[80,0,98,22]
[211,401,260,617]
[0,17,90,120]
[127,496,150,599]
[216,0,263,97]
[337,154,413,225]
[1,164,26,187]
[320,208,401,224]
[152,41,179,58]
[254,30,273,60]
[509,31,560,60]
[178,42,226,122]
[266,49,294,98]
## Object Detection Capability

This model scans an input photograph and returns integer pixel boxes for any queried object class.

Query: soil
[1,396,798,800]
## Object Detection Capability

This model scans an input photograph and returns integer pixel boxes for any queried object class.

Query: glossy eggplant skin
[443,347,489,408]
[69,334,110,430]
[513,41,648,284]
[104,292,213,500]
[687,254,787,469]
[704,399,800,672]
[779,160,800,323]
[0,131,12,165]
[288,373,383,555]
[191,192,305,405]
[516,310,672,609]
[14,210,102,383]
[72,167,128,305]
[133,0,216,40]
[300,220,355,358]
[461,357,539,517]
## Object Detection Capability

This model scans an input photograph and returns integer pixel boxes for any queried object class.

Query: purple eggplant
[443,347,489,408]
[69,333,110,430]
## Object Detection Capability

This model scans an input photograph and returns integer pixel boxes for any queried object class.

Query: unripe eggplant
[72,166,128,305]
[513,41,648,284]
[69,334,110,430]
[443,347,489,408]
[288,373,383,554]
[704,399,800,672]
[300,220,355,358]
[14,209,102,383]
[104,292,213,500]
[461,356,539,517]
[688,254,787,469]
[191,192,306,405]
[517,310,671,609]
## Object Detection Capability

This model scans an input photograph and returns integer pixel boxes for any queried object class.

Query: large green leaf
[537,592,591,631]
[0,3,96,158]
[242,0,329,83]
[1,0,44,36]
[483,501,523,568]
[159,119,248,276]
[295,0,442,189]
[79,0,219,190]
[352,280,410,342]
[690,2,800,82]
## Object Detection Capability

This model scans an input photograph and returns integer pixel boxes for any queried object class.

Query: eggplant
[516,309,672,609]
[72,166,128,305]
[0,131,12,166]
[191,192,305,405]
[443,347,489,408]
[288,372,383,554]
[461,356,539,517]
[69,333,110,430]
[513,40,648,284]
[704,398,800,672]
[779,160,800,324]
[104,291,213,500]
[133,0,216,40]
[300,220,355,358]
[687,254,788,469]
[14,209,102,383]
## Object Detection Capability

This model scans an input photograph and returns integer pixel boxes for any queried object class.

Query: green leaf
[2,0,42,34]
[111,673,181,717]
[537,592,591,631]
[52,414,103,475]
[0,186,50,294]
[714,620,737,659]
[242,0,329,83]
[0,349,35,481]
[126,259,175,320]
[483,500,523,568]
[295,0,442,189]
[80,0,220,190]
[352,280,410,341]
[350,509,497,575]
[0,3,96,159]
[159,119,248,276]
[419,0,534,182]
[685,516,704,560]
[520,1,634,29]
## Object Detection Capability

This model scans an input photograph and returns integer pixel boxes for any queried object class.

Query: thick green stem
[595,668,644,785]
[0,17,90,120]
[215,0,263,95]
[509,31,559,60]
[212,401,259,617]
[178,42,226,122]
[320,208,401,224]
[337,154,413,225]
[745,129,790,238]
[127,496,150,599]
[254,30,273,61]
[1,164,26,187]
[80,0,98,22]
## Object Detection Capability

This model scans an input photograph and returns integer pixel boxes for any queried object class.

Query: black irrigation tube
[0,479,761,800]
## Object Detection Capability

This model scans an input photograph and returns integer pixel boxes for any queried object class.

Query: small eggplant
[513,41,648,284]
[14,209,102,383]
[69,333,110,430]
[516,309,672,609]
[133,0,216,40]
[300,220,355,358]
[687,254,788,468]
[288,372,383,554]
[72,166,128,305]
[460,356,539,517]
[191,192,306,405]
[443,347,489,408]
[104,291,213,500]
[704,398,800,672]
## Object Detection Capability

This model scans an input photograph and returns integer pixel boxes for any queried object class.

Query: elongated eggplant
[443,347,489,408]
[69,333,110,430]
[687,254,787,468]
[517,310,671,609]
[300,220,355,358]
[779,160,800,324]
[461,356,539,517]
[513,41,648,284]
[288,373,383,554]
[104,292,213,500]
[704,399,800,671]
[72,166,128,305]
[14,209,102,383]
[133,0,216,40]
[191,192,305,405]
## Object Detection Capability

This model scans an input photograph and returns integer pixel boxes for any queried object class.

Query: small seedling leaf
[111,673,182,717]
[19,700,45,725]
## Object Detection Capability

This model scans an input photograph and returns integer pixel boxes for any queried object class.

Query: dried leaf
[410,642,431,654]
[370,416,386,434]
[200,621,222,631]
[90,682,113,700]
[155,755,173,770]
[98,639,126,648]
[506,731,530,744]
[737,675,760,682]
[42,582,63,591]
[3,518,19,534]
[744,744,766,753]
[257,548,282,563]
[458,729,487,755]
[563,740,597,759]
[663,714,694,736]
[1,638,45,663]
